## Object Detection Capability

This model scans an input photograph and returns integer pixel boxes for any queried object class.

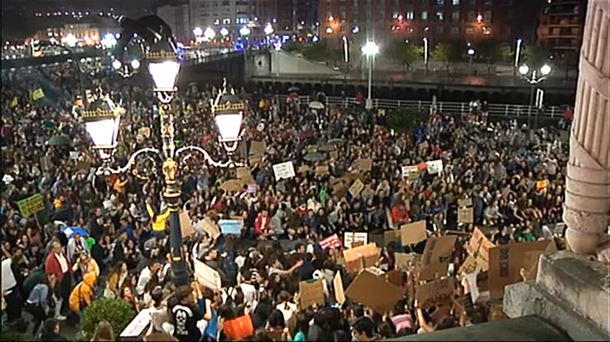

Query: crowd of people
[0,61,568,341]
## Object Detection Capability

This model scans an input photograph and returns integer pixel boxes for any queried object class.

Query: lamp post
[514,38,522,76]
[86,16,244,287]
[423,37,429,73]
[467,48,475,75]
[361,41,379,110]
[342,36,349,92]
[519,63,551,126]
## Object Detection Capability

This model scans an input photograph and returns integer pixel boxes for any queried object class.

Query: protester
[0,63,569,341]
[38,318,68,341]
[91,320,114,342]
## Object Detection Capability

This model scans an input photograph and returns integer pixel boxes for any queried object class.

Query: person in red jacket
[391,201,409,225]
[254,209,271,238]
[45,241,71,317]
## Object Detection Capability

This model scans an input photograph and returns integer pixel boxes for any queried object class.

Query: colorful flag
[31,88,45,101]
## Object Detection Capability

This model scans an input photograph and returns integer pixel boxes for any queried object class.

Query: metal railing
[276,95,564,119]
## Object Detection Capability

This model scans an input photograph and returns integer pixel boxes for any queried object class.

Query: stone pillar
[563,0,610,261]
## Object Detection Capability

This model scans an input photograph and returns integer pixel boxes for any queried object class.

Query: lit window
[452,11,460,21]
[406,11,414,20]
[436,12,444,20]
[422,11,428,20]
[436,0,445,4]
[452,0,460,5]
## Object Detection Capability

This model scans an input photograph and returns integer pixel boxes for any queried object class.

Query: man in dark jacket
[38,318,68,341]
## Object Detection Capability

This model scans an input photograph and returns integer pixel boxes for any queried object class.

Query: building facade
[318,0,544,46]
[157,2,191,42]
[188,0,273,38]
[537,0,587,56]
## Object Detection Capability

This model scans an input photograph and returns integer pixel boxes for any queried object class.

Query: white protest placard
[344,232,368,249]
[401,165,419,180]
[194,259,222,291]
[120,309,152,338]
[425,160,443,175]
[272,161,296,180]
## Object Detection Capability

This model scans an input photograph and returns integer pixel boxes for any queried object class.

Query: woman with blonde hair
[91,320,114,341]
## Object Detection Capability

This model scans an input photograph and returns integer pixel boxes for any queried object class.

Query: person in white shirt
[136,260,161,297]
[1,255,21,324]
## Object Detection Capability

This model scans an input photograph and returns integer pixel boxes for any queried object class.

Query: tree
[387,40,424,71]
[523,45,552,67]
[432,42,460,72]
[81,298,135,339]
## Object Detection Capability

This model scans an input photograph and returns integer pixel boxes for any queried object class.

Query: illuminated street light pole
[514,38,522,75]
[519,63,552,126]
[423,37,429,73]
[361,41,379,110]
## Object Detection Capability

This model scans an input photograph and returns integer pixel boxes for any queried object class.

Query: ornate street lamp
[86,16,243,287]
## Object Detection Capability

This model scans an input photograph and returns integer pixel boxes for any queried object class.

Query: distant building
[318,0,544,46]
[537,0,587,56]
[157,2,191,42]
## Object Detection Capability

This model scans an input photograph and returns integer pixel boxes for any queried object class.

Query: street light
[514,38,523,72]
[423,38,429,72]
[203,27,216,41]
[264,22,274,35]
[212,80,245,153]
[519,63,552,126]
[89,16,244,288]
[467,48,475,74]
[361,41,379,110]
[239,26,251,37]
[193,27,203,37]
[220,27,229,37]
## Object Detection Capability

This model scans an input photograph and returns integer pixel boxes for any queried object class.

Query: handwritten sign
[315,165,330,176]
[200,218,221,239]
[401,165,419,180]
[343,232,368,249]
[458,207,474,224]
[400,221,428,246]
[345,270,403,314]
[343,243,380,274]
[272,161,296,180]
[466,228,495,271]
[16,194,44,217]
[419,236,457,281]
[179,210,194,238]
[354,158,373,172]
[249,140,265,155]
[319,234,342,250]
[415,277,456,308]
[194,259,222,291]
[298,279,325,309]
[425,160,443,175]
[120,308,151,338]
[218,219,243,235]
[349,179,365,198]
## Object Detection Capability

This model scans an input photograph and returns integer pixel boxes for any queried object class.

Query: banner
[425,160,443,175]
[400,221,427,246]
[249,141,266,155]
[218,219,243,235]
[16,194,44,218]
[419,235,457,281]
[272,161,296,180]
[179,210,194,238]
[345,270,403,314]
[298,279,325,309]
[458,207,474,224]
[415,277,456,308]
[194,259,222,291]
[344,232,368,249]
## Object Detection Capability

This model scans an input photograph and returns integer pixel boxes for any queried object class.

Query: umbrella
[288,86,300,93]
[318,144,336,152]
[308,101,325,110]
[303,152,325,162]
[61,226,89,238]
[48,134,71,146]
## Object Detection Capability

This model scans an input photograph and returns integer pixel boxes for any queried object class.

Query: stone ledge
[504,281,608,341]
[537,250,610,334]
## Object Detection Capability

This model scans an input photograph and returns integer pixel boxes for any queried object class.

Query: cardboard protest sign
[16,194,44,218]
[458,255,481,275]
[458,207,474,224]
[194,259,222,291]
[522,241,557,281]
[394,253,420,272]
[385,269,403,287]
[298,279,325,309]
[401,165,419,180]
[329,150,339,161]
[419,235,457,281]
[384,229,401,245]
[298,165,312,174]
[354,158,373,172]
[272,161,296,180]
[248,155,262,165]
[425,160,443,175]
[218,219,243,235]
[344,232,368,249]
[249,140,265,155]
[488,240,555,298]
[220,179,243,192]
[236,167,253,181]
[466,228,495,271]
[536,180,548,191]
[458,198,473,207]
[315,165,330,177]
[179,210,194,238]
[415,277,456,308]
[400,221,428,246]
[349,179,365,198]
[333,272,346,305]
[201,218,221,239]
[345,270,404,314]
[343,243,380,274]
[368,232,384,248]
[120,308,153,338]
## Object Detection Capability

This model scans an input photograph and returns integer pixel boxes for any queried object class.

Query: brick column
[563,0,610,261]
